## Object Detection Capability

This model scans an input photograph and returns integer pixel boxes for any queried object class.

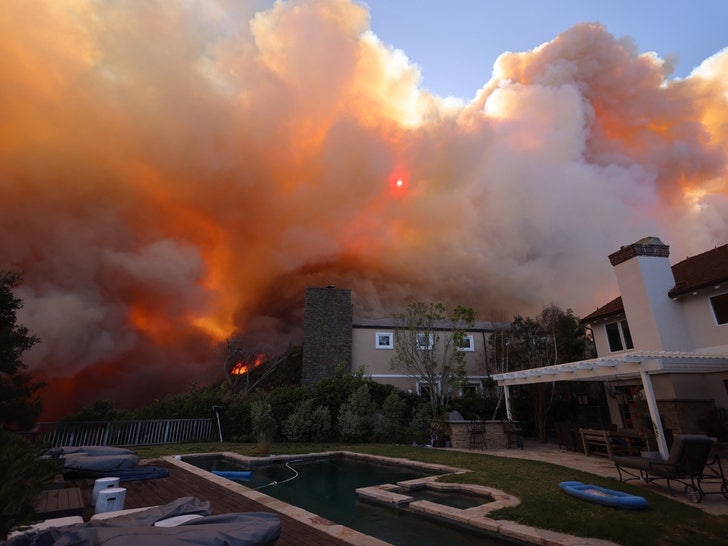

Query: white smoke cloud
[1,2,726,417]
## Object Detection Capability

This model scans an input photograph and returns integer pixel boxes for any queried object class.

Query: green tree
[250,400,276,455]
[337,384,377,441]
[0,272,43,430]
[0,428,61,538]
[499,305,589,442]
[390,302,476,416]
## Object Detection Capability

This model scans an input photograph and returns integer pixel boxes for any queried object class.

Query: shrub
[250,401,276,455]
[309,405,332,442]
[264,385,309,439]
[283,399,315,441]
[372,391,407,442]
[283,399,332,442]
[0,429,60,539]
[337,384,377,441]
[406,401,434,444]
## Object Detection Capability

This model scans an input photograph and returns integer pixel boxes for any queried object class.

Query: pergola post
[503,385,512,420]
[639,369,669,458]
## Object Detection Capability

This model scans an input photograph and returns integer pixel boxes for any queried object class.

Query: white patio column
[639,369,669,458]
[503,385,513,420]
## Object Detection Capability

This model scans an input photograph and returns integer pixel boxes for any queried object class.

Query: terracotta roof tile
[581,296,623,323]
[583,242,728,322]
[668,242,728,297]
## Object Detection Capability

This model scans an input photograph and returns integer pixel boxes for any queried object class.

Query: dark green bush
[337,384,377,441]
[0,429,60,539]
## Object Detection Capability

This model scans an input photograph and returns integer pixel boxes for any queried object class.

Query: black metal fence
[35,418,217,447]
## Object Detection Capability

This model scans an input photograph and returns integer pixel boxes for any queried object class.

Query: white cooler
[92,477,120,505]
[94,487,126,514]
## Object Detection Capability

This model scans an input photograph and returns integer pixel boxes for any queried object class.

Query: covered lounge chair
[612,434,716,503]
[42,446,169,481]
[6,497,281,546]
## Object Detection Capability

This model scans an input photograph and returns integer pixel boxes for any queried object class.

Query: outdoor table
[609,429,645,456]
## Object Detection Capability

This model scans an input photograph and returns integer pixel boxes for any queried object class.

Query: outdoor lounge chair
[612,433,716,503]
[6,497,281,546]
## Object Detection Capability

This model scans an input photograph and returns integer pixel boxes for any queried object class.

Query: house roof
[581,296,624,323]
[582,242,728,323]
[492,351,728,386]
[668,242,728,297]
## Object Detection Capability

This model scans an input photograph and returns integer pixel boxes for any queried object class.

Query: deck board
[34,487,85,519]
[67,460,351,546]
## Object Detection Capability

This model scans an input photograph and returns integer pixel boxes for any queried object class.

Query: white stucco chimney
[608,237,693,351]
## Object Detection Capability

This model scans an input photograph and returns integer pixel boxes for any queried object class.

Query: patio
[468,439,728,516]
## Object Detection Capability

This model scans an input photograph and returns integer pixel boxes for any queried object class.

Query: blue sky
[361,0,728,98]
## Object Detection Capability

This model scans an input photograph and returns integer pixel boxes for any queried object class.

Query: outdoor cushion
[6,512,281,546]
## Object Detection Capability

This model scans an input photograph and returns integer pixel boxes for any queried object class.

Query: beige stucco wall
[351,326,491,394]
[680,290,728,353]
[613,254,693,351]
[590,314,627,356]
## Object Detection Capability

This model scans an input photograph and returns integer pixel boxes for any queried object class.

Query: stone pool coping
[163,451,618,546]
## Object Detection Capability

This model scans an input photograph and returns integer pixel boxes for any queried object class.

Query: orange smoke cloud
[1,2,726,419]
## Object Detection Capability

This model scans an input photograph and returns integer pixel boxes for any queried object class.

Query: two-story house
[301,286,499,399]
[493,237,728,458]
[351,317,498,397]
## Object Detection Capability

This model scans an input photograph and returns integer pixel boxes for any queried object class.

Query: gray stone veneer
[302,287,353,386]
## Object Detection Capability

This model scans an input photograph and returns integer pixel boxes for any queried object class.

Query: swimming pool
[185,454,511,545]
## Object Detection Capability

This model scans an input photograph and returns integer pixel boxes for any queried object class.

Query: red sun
[388,170,409,197]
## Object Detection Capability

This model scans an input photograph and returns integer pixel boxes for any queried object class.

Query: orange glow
[388,167,409,197]
[231,354,265,375]
[3,4,726,421]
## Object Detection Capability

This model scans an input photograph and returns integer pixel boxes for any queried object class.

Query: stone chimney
[608,237,692,351]
[301,287,353,386]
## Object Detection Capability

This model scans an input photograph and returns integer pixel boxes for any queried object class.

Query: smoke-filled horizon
[2,0,726,419]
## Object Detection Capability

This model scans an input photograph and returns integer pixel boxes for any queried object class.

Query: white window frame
[457,334,475,352]
[709,292,728,325]
[460,381,481,396]
[605,320,634,352]
[416,332,434,350]
[375,332,394,349]
[417,381,441,397]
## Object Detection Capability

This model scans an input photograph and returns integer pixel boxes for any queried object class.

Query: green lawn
[135,442,728,546]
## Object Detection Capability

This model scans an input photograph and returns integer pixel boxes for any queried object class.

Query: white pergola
[492,351,728,458]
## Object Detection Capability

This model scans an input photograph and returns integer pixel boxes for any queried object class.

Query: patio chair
[467,422,487,450]
[612,434,715,503]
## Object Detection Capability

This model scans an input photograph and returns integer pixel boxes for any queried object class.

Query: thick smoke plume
[1,0,726,418]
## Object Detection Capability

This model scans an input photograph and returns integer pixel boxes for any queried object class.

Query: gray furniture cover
[50,446,140,473]
[8,497,281,546]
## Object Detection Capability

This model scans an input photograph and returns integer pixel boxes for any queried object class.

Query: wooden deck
[34,487,84,519]
[67,460,351,546]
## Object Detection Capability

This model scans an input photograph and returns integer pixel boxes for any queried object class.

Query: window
[710,292,728,325]
[461,382,480,396]
[605,320,634,352]
[375,332,393,349]
[416,332,434,350]
[457,334,475,352]
[417,381,440,398]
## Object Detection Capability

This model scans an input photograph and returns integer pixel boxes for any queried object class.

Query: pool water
[190,456,507,545]
[403,487,489,509]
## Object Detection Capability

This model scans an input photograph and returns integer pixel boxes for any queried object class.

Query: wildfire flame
[3,1,726,421]
[231,354,265,375]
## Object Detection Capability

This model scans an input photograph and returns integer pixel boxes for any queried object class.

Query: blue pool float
[212,469,252,480]
[559,481,648,510]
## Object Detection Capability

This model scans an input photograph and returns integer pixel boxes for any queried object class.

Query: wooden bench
[579,428,617,458]
[34,487,85,519]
